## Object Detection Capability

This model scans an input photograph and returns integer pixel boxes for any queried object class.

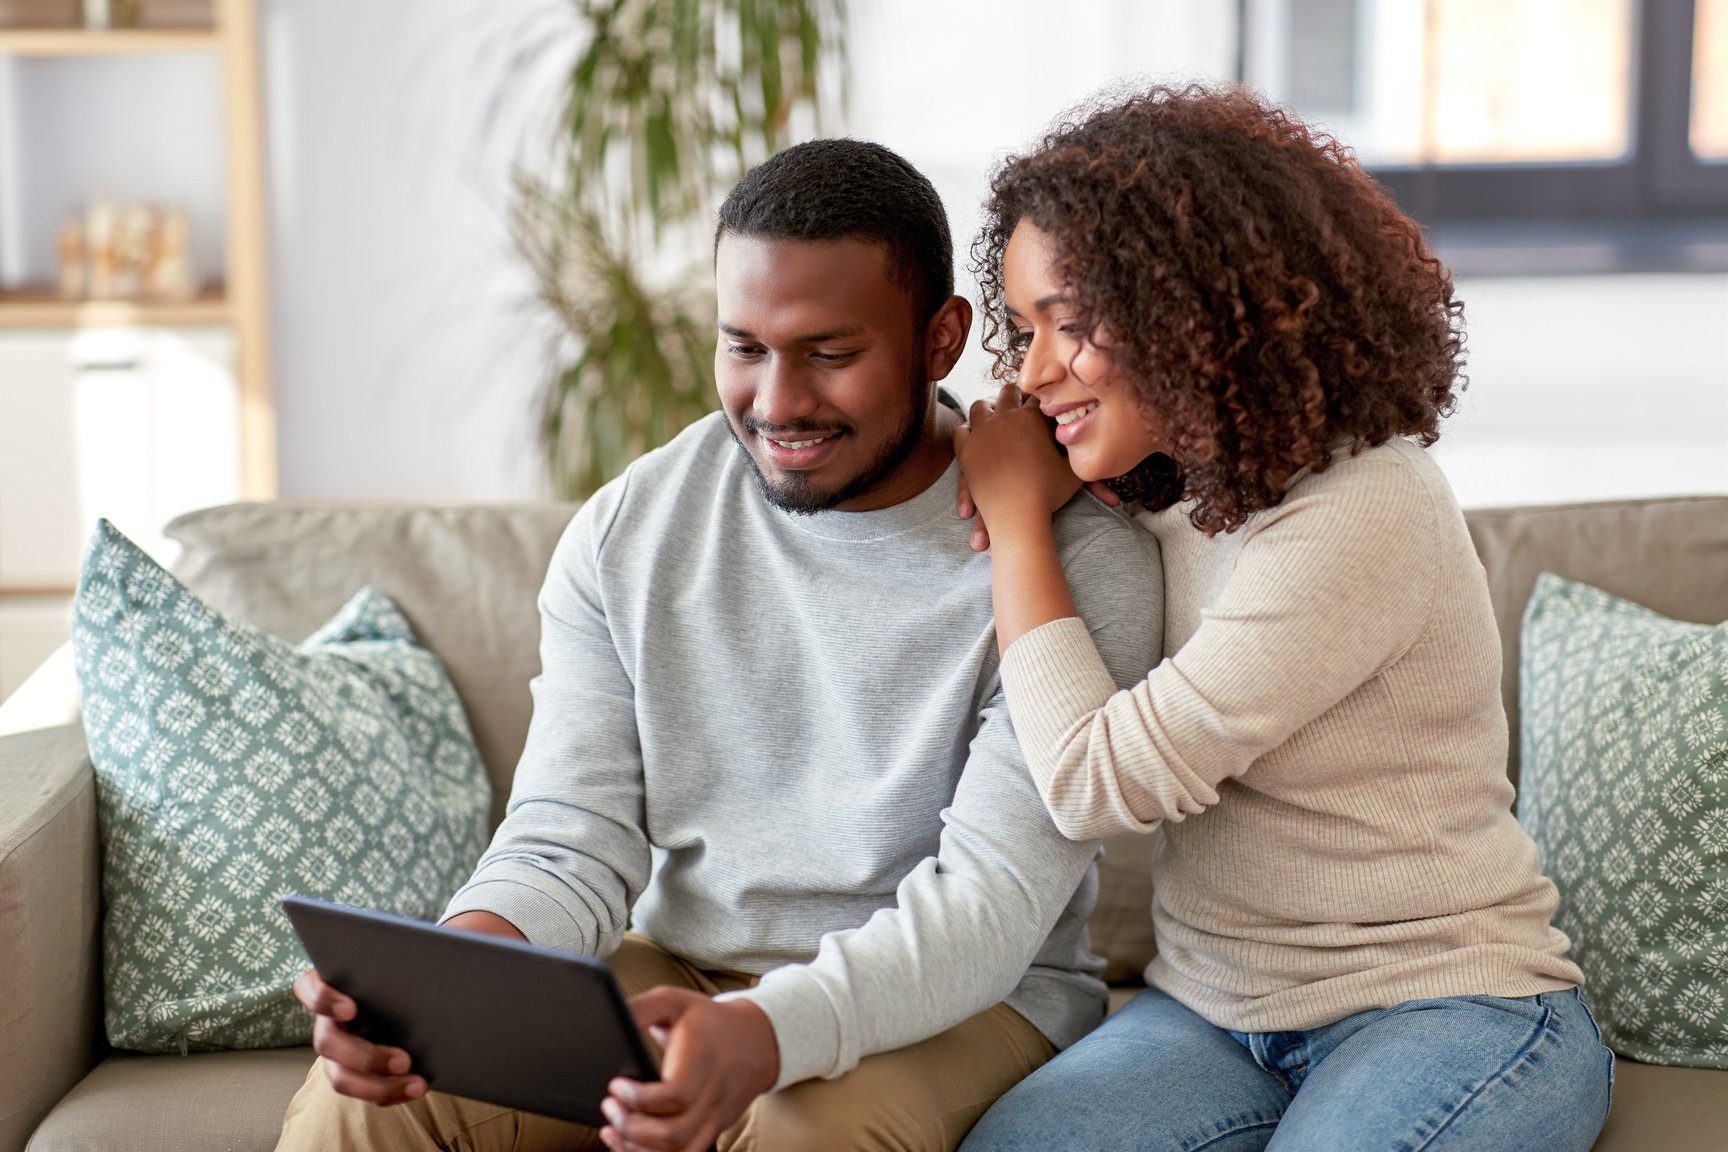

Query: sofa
[2,495,1725,1152]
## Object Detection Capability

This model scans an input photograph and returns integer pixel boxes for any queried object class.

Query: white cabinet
[0,596,69,702]
[0,330,80,587]
[0,325,240,701]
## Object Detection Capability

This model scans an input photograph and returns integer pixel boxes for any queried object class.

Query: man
[279,138,1162,1151]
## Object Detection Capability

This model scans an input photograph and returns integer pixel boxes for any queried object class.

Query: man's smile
[741,417,852,472]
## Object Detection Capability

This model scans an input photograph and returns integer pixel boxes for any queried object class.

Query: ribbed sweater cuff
[720,966,843,1090]
[1000,617,1119,788]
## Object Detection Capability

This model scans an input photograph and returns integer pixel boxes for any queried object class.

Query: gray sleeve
[726,514,1163,1088]
[441,487,651,955]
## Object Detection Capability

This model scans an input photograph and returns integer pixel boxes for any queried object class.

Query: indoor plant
[514,0,847,498]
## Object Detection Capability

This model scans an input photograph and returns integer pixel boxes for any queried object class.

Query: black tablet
[281,894,657,1127]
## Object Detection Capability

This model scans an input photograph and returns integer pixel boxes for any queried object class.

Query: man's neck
[884,401,960,506]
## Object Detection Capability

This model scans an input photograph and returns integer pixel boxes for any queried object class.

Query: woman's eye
[1009,329,1033,349]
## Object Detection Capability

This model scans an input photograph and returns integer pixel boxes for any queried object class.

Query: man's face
[715,234,937,514]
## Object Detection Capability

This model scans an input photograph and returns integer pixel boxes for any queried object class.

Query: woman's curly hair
[973,84,1467,535]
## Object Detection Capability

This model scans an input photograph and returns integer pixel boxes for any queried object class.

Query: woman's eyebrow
[1007,293,1069,322]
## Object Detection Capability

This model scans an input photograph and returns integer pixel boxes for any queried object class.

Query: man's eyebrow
[717,322,866,342]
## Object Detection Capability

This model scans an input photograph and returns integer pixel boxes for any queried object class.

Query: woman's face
[1001,219,1166,482]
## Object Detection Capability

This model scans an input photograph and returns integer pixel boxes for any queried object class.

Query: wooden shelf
[0,0,274,499]
[0,586,75,599]
[0,288,229,327]
[0,28,218,55]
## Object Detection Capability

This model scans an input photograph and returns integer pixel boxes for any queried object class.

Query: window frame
[1241,0,1728,273]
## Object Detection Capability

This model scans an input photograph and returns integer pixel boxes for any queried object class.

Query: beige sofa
[3,496,1726,1152]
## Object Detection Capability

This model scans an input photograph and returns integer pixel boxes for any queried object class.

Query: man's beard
[729,372,930,515]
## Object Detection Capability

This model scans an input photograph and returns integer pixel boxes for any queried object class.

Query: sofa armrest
[0,723,101,1152]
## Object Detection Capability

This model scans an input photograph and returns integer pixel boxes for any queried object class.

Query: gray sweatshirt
[442,412,1163,1088]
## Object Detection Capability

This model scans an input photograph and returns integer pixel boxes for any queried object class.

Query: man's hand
[600,990,779,1152]
[294,968,428,1105]
[294,909,526,1107]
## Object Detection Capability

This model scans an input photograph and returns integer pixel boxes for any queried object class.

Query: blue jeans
[961,986,1614,1152]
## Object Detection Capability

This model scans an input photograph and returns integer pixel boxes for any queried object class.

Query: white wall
[257,0,1726,507]
[259,0,562,502]
[1434,274,1728,506]
[846,0,1240,400]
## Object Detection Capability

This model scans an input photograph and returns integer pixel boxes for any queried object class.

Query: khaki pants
[275,934,1054,1152]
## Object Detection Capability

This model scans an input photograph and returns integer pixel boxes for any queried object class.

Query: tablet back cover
[284,895,656,1127]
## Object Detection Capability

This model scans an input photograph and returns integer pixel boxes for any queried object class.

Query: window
[1242,0,1728,273]
[1690,0,1727,158]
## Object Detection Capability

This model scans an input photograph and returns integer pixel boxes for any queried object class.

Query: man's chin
[755,471,841,515]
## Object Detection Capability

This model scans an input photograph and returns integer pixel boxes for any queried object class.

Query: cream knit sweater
[1000,437,1583,1032]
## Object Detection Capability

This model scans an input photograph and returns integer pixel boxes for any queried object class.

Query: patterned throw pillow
[1518,572,1728,1069]
[72,520,491,1053]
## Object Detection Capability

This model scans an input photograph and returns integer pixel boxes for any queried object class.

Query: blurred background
[1,0,1725,698]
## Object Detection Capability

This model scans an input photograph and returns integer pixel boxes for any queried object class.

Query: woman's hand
[954,384,1081,548]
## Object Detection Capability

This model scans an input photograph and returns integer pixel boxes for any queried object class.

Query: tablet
[281,894,657,1127]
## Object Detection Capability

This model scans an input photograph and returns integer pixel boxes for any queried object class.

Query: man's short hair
[715,138,954,325]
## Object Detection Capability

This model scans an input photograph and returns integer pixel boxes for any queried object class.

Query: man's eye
[727,344,764,359]
[810,350,854,364]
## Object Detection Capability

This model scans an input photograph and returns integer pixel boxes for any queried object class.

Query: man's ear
[923,295,973,383]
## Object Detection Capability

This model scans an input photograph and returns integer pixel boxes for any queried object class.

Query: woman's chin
[1065,452,1115,486]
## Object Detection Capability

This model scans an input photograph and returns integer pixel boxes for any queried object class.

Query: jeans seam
[1405,1002,1556,1152]
[1184,1116,1283,1152]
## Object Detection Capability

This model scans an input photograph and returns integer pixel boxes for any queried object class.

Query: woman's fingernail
[601,1098,623,1126]
[608,1078,639,1106]
[405,1079,426,1099]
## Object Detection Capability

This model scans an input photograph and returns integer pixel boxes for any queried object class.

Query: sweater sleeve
[724,519,1164,1088]
[1002,459,1440,840]
[440,485,651,954]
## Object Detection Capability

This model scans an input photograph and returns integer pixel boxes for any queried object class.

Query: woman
[953,85,1613,1151]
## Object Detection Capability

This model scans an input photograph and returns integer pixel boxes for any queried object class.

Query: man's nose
[753,358,820,426]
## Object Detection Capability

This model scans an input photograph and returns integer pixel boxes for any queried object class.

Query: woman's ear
[923,295,974,383]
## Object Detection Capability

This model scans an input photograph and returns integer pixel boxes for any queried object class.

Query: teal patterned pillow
[1518,572,1728,1069]
[72,520,490,1052]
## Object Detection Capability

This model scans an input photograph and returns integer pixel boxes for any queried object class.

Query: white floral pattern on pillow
[74,520,490,1053]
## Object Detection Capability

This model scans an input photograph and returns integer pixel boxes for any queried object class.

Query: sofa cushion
[1517,573,1728,1069]
[165,503,579,828]
[72,522,491,1052]
[26,1049,313,1152]
[24,1036,1728,1152]
[1463,496,1728,789]
[1589,1057,1728,1152]
[1091,832,1157,982]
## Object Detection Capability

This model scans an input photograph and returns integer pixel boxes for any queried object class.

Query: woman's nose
[1020,332,1063,393]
